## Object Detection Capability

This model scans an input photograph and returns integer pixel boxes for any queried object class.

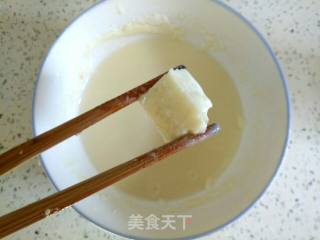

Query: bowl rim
[32,0,291,239]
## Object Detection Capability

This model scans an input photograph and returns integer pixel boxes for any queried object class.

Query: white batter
[80,36,244,201]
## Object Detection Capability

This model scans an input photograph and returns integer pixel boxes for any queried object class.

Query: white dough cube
[140,68,213,142]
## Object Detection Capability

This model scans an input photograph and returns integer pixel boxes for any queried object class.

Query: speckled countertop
[0,0,319,239]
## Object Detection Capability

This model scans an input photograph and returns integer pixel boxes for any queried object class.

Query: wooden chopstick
[0,65,185,175]
[0,123,220,238]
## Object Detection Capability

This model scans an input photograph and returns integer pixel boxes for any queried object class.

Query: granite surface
[0,0,319,239]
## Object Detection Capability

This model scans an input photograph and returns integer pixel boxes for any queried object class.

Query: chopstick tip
[206,123,221,137]
[173,65,186,70]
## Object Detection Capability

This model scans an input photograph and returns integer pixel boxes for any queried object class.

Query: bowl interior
[33,0,289,239]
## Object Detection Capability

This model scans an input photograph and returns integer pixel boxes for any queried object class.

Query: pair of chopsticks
[0,65,220,238]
